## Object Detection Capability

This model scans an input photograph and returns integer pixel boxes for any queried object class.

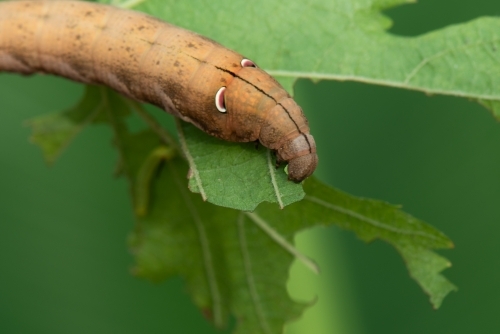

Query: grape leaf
[25,86,455,333]
[102,91,308,332]
[25,86,106,164]
[108,104,454,332]
[127,0,500,117]
[178,122,304,211]
[123,136,454,332]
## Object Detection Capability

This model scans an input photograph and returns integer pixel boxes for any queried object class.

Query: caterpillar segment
[0,0,317,181]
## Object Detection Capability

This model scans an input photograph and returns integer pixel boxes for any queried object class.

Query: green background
[1,0,499,333]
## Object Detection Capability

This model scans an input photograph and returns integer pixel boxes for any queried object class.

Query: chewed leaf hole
[215,87,226,112]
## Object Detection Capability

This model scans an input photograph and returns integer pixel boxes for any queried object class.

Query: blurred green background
[1,0,499,333]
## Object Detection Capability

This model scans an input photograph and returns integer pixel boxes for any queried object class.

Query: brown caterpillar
[0,0,317,181]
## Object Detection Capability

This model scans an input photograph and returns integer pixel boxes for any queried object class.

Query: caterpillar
[0,0,317,182]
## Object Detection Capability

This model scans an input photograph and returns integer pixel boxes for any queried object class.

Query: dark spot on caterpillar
[156,61,160,65]
[76,35,81,40]
[177,70,183,76]
[220,78,226,83]
[174,61,180,67]
[140,38,155,46]
[138,25,145,31]
[231,63,238,67]
[187,42,196,49]
[108,47,112,51]
[85,11,93,17]
[126,46,131,52]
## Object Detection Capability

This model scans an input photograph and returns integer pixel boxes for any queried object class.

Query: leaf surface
[179,122,304,211]
[127,0,500,116]
[26,86,456,333]
[129,162,455,334]
[102,92,307,332]
[26,86,106,163]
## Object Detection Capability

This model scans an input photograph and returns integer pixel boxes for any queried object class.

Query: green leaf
[103,95,307,332]
[396,244,455,309]
[128,157,309,334]
[281,178,457,309]
[128,167,454,334]
[479,99,500,119]
[179,122,304,211]
[25,86,455,333]
[128,0,500,116]
[25,86,106,164]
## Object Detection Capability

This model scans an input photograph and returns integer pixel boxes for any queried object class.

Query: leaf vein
[266,69,500,101]
[404,38,500,84]
[237,214,272,334]
[266,150,284,209]
[176,119,207,200]
[245,212,319,274]
[304,195,441,240]
[171,162,224,327]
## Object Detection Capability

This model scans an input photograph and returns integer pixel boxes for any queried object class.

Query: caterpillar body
[0,0,318,181]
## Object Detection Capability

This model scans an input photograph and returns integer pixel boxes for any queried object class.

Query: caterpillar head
[277,134,318,182]
[215,58,318,182]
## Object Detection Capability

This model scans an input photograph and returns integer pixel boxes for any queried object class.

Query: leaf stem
[126,101,179,150]
[237,214,272,334]
[245,212,319,274]
[170,162,224,327]
[134,146,176,216]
